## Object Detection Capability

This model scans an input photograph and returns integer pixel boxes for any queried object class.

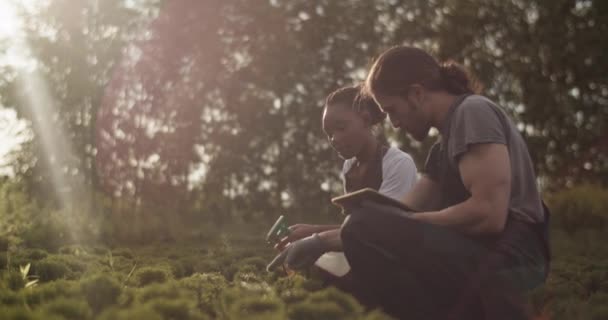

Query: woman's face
[322,103,370,159]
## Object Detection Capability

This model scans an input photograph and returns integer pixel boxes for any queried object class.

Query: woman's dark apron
[317,142,389,298]
[344,144,389,193]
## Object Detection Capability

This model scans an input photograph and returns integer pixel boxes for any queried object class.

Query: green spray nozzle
[266,215,290,244]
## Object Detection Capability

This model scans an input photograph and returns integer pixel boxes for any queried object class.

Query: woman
[275,85,417,249]
[268,85,417,281]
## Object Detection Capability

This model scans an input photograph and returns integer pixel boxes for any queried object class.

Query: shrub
[227,296,285,320]
[91,246,110,255]
[58,245,88,256]
[547,298,590,320]
[0,288,21,305]
[273,274,323,294]
[21,218,73,252]
[179,273,228,318]
[549,184,608,234]
[0,306,60,320]
[4,269,25,291]
[278,287,309,304]
[147,298,208,320]
[286,287,364,320]
[181,272,227,290]
[111,248,134,259]
[288,300,347,320]
[195,260,221,273]
[361,309,396,320]
[220,264,240,282]
[170,257,197,278]
[0,252,7,270]
[21,279,81,306]
[238,257,267,273]
[40,298,92,320]
[23,249,48,261]
[133,266,172,287]
[97,306,163,320]
[80,273,122,314]
[32,258,71,282]
[306,287,363,315]
[233,271,264,285]
[138,282,185,303]
[0,235,10,251]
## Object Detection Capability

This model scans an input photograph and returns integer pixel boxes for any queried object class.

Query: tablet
[331,188,417,213]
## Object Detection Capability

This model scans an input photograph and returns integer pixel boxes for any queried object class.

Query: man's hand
[267,234,327,272]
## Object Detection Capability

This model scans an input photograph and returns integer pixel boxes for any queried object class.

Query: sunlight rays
[3,0,84,237]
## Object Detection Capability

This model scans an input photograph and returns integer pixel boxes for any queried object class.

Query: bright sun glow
[0,0,46,68]
[0,0,44,174]
[0,0,23,175]
[0,0,45,34]
[0,2,21,37]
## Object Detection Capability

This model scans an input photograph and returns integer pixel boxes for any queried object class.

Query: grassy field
[0,224,607,320]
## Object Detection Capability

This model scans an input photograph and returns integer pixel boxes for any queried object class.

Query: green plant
[549,184,608,234]
[147,298,207,320]
[0,287,20,305]
[138,281,185,303]
[111,248,134,259]
[0,235,10,251]
[5,269,25,291]
[288,300,347,320]
[32,258,71,282]
[20,279,81,306]
[133,266,172,287]
[23,249,48,261]
[40,297,92,320]
[306,287,363,315]
[21,218,73,252]
[0,306,60,320]
[97,306,163,320]
[227,296,285,320]
[80,273,122,314]
[171,257,197,278]
[20,263,39,288]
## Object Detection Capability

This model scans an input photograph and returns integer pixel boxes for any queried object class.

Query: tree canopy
[1,0,606,224]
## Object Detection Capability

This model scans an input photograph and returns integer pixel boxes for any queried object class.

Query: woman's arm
[317,229,342,251]
[275,224,341,250]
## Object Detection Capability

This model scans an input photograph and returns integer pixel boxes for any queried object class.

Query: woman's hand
[275,224,319,251]
[267,233,327,272]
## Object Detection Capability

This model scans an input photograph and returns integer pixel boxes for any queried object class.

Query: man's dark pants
[339,205,547,320]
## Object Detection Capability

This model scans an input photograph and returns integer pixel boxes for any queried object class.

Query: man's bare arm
[402,175,441,212]
[411,143,511,235]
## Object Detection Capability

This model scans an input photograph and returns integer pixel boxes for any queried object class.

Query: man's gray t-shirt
[425,95,544,223]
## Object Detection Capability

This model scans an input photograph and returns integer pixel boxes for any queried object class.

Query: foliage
[0,0,606,313]
[0,217,603,319]
[133,266,173,287]
[548,184,608,234]
[0,0,603,234]
[40,297,92,320]
[80,273,122,314]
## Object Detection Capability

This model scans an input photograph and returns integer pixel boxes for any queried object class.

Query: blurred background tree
[0,0,605,241]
